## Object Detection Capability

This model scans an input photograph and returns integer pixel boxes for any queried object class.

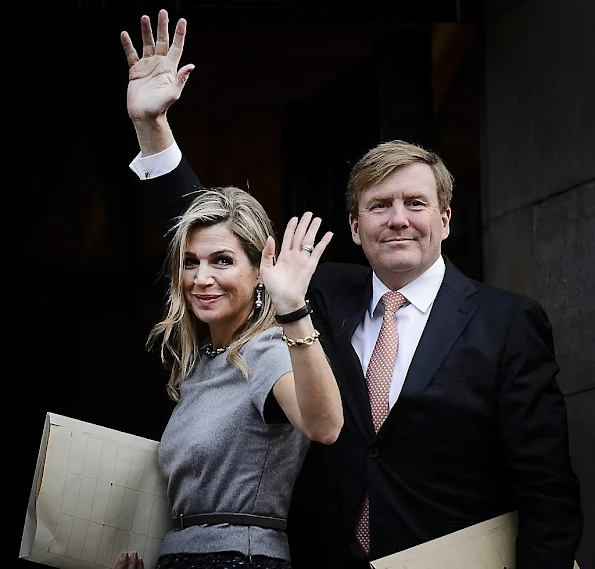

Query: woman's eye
[215,256,233,266]
[184,258,198,269]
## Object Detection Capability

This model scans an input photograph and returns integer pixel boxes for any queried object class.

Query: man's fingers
[169,17,187,65]
[140,14,156,58]
[120,31,139,67]
[177,64,195,86]
[155,8,169,56]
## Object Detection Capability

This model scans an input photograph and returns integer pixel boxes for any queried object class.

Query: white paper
[20,412,171,569]
[370,511,580,569]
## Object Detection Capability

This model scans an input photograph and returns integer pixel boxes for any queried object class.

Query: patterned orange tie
[355,291,406,556]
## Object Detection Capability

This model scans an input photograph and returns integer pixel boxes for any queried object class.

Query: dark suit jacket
[140,156,582,569]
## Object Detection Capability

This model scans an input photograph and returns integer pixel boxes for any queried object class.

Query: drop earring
[255,283,264,309]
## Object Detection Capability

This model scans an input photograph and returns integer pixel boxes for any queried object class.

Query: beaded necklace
[205,343,229,358]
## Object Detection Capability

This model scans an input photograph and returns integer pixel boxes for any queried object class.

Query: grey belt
[172,512,287,531]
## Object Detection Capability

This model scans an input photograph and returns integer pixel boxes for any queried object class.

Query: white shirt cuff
[129,142,182,180]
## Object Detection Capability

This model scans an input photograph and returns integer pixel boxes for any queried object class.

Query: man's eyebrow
[403,190,431,199]
[363,192,390,202]
[363,190,430,202]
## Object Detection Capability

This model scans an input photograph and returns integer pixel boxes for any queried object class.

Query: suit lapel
[395,259,479,403]
[328,273,376,438]
[323,259,479,439]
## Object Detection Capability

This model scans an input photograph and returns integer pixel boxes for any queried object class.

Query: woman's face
[182,223,260,346]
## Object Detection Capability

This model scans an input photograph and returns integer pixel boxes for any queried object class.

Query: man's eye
[408,200,425,207]
[371,202,388,209]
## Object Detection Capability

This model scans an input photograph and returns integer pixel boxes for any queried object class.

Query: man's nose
[387,203,409,228]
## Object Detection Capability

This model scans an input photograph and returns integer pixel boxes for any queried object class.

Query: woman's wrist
[274,300,311,323]
[271,296,306,315]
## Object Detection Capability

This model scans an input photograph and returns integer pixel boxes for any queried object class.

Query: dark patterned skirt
[156,552,292,569]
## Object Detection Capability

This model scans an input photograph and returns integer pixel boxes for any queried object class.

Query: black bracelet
[275,300,313,324]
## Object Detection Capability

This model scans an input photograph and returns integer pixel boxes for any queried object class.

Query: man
[120,9,583,568]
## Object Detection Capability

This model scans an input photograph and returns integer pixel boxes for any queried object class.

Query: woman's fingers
[260,235,276,268]
[280,212,331,257]
[280,216,298,255]
[311,231,334,261]
[300,216,322,252]
[291,211,314,250]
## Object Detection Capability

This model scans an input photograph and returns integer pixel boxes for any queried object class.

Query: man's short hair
[346,140,454,216]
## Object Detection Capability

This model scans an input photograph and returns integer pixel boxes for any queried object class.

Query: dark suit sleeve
[499,298,582,568]
[141,155,204,227]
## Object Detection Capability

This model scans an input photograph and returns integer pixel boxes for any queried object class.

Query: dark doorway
[16,3,482,566]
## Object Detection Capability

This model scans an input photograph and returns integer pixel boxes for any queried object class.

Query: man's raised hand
[120,9,194,121]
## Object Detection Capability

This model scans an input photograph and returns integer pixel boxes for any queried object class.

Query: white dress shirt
[130,143,446,409]
[351,256,446,409]
[129,143,182,180]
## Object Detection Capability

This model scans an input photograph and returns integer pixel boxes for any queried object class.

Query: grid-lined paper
[20,413,171,569]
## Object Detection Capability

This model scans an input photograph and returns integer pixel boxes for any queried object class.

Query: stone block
[534,181,595,395]
[483,205,534,298]
[483,0,595,220]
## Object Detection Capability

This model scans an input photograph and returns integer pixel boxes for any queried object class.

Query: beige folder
[370,511,580,569]
[20,412,171,569]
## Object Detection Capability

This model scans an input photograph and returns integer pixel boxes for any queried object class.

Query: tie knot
[381,291,406,315]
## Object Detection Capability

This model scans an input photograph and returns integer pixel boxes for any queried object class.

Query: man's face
[349,162,451,289]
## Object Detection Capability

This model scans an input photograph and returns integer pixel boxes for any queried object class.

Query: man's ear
[441,207,451,241]
[349,213,362,246]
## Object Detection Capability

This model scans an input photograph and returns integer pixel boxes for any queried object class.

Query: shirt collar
[369,255,446,316]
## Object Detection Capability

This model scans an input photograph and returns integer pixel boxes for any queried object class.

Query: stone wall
[482,0,595,566]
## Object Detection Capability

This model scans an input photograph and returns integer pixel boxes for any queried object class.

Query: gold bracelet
[281,329,320,347]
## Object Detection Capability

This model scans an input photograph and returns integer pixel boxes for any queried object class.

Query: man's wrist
[133,115,174,157]
[129,140,181,180]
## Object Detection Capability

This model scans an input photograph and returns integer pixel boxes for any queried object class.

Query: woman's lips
[193,294,222,305]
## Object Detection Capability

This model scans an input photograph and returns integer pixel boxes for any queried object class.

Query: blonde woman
[116,186,341,569]
[116,14,343,569]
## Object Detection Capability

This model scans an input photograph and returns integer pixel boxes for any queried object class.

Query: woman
[115,12,343,569]
[117,188,342,569]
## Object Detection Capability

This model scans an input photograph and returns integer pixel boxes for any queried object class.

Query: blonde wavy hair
[148,187,277,401]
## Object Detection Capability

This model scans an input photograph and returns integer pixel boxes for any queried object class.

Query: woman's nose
[193,265,214,286]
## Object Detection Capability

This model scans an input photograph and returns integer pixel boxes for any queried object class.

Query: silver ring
[300,244,314,254]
